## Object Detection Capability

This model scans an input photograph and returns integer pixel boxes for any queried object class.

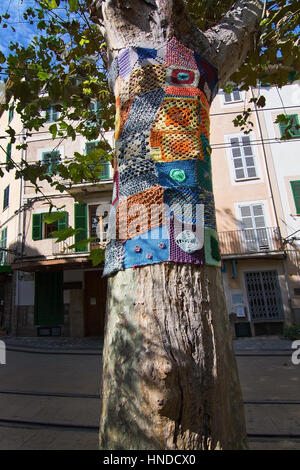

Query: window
[85,142,110,180]
[279,114,300,139]
[239,203,269,251]
[45,105,60,123]
[291,181,300,215]
[8,103,14,124]
[6,143,11,162]
[32,212,68,241]
[87,100,102,127]
[0,228,7,266]
[224,87,241,103]
[89,204,108,249]
[3,185,9,210]
[42,150,61,175]
[230,135,257,181]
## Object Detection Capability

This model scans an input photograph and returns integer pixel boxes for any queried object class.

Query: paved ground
[0,335,299,450]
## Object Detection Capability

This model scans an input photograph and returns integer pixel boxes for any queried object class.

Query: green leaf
[45,0,59,9]
[68,0,79,12]
[43,211,66,224]
[68,237,95,249]
[51,227,78,242]
[88,248,105,266]
[37,70,50,81]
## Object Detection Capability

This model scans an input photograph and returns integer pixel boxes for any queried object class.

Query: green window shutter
[58,211,68,231]
[3,185,9,210]
[74,203,88,252]
[100,162,110,180]
[0,228,7,266]
[279,114,300,138]
[46,105,60,123]
[291,181,300,215]
[8,103,14,124]
[85,141,98,154]
[6,143,11,162]
[32,213,43,240]
[42,151,60,174]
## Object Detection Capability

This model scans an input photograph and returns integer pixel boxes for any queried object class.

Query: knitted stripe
[116,131,151,162]
[129,64,167,97]
[168,217,205,265]
[103,240,125,277]
[117,185,165,240]
[166,37,198,69]
[122,89,165,138]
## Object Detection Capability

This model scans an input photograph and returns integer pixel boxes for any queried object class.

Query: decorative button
[134,246,141,253]
[177,72,190,81]
[169,168,186,183]
[146,254,153,259]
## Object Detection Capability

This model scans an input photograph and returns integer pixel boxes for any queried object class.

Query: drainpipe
[250,87,293,323]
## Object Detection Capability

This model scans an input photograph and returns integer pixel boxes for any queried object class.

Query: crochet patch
[123,225,170,269]
[103,37,219,276]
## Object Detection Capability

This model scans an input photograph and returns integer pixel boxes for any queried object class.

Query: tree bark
[100,264,247,450]
[88,0,263,450]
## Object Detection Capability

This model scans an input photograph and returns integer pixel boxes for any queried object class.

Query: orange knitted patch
[117,185,165,239]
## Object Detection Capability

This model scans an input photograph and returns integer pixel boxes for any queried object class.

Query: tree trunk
[100,263,247,450]
[89,0,263,450]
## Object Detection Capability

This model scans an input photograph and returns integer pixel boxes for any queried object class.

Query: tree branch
[203,0,263,86]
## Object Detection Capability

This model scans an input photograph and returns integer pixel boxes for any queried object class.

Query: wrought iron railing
[218,227,282,256]
[52,233,108,256]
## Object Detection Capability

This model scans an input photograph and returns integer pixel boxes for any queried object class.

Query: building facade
[0,83,299,337]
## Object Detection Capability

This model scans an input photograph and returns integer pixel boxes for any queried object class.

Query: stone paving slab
[1,336,104,353]
[0,424,98,450]
[0,394,100,427]
[234,336,294,352]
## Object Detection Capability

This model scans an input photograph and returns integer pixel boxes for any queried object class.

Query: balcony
[52,234,108,257]
[65,163,113,196]
[218,227,284,259]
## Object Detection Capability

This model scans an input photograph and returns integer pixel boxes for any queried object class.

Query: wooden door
[84,270,107,336]
[35,271,64,325]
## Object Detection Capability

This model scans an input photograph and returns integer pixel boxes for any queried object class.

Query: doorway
[84,270,107,336]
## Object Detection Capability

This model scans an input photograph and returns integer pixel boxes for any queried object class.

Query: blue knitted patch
[195,160,212,192]
[122,89,165,137]
[124,225,170,268]
[136,47,157,62]
[155,160,199,188]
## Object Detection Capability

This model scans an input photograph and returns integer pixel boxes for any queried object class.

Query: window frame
[85,141,111,180]
[279,114,300,139]
[45,105,61,123]
[41,150,61,175]
[0,227,7,266]
[291,180,300,215]
[3,185,9,211]
[228,134,258,182]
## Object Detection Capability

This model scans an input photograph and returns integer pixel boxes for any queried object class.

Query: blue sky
[0,0,40,58]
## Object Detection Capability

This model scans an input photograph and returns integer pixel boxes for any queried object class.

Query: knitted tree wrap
[103,37,220,275]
